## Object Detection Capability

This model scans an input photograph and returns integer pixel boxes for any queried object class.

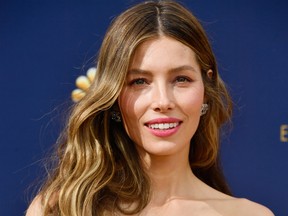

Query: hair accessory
[111,111,122,122]
[71,67,97,102]
[200,104,209,116]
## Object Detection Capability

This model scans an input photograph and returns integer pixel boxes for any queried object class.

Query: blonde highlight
[37,1,233,215]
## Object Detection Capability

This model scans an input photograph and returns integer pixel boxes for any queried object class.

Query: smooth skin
[26,37,274,216]
[117,36,274,216]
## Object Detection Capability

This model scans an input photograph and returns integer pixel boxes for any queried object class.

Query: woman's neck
[139,150,199,206]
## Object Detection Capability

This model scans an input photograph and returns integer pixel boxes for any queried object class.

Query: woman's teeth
[148,123,178,130]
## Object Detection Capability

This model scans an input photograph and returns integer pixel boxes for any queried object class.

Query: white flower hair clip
[71,67,97,102]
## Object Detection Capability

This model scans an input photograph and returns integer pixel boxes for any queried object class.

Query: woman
[26,0,274,215]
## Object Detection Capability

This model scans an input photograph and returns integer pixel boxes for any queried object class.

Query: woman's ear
[207,69,213,79]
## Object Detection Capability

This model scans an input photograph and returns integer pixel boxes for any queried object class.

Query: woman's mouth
[144,118,182,137]
[148,122,179,130]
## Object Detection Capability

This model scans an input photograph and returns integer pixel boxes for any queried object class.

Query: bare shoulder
[231,198,274,216]
[26,195,43,216]
[209,196,275,216]
[195,178,274,216]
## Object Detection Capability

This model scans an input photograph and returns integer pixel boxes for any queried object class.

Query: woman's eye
[130,78,147,85]
[175,76,191,83]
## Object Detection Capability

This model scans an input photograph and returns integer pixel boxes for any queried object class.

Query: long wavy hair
[39,1,233,215]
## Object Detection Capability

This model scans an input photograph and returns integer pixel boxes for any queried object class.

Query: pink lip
[145,117,182,137]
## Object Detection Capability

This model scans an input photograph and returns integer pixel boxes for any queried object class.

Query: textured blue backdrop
[0,0,287,215]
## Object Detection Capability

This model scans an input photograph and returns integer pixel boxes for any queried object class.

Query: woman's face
[118,36,205,157]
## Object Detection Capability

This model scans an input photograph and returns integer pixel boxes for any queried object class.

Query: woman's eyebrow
[128,65,198,75]
[169,65,198,73]
[127,69,151,75]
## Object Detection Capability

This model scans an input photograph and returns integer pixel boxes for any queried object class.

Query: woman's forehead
[129,36,200,72]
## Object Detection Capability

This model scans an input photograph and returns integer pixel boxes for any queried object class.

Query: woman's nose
[150,83,175,112]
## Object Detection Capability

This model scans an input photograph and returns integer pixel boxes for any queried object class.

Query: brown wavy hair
[38,1,233,215]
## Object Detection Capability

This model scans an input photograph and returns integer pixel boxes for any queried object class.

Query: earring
[111,111,121,122]
[200,104,209,116]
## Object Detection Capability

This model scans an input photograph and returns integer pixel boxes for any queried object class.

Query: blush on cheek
[185,98,202,106]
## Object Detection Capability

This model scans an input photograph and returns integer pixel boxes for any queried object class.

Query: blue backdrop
[0,0,287,215]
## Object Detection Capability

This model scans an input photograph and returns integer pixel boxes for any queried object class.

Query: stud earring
[111,111,121,122]
[200,104,209,116]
